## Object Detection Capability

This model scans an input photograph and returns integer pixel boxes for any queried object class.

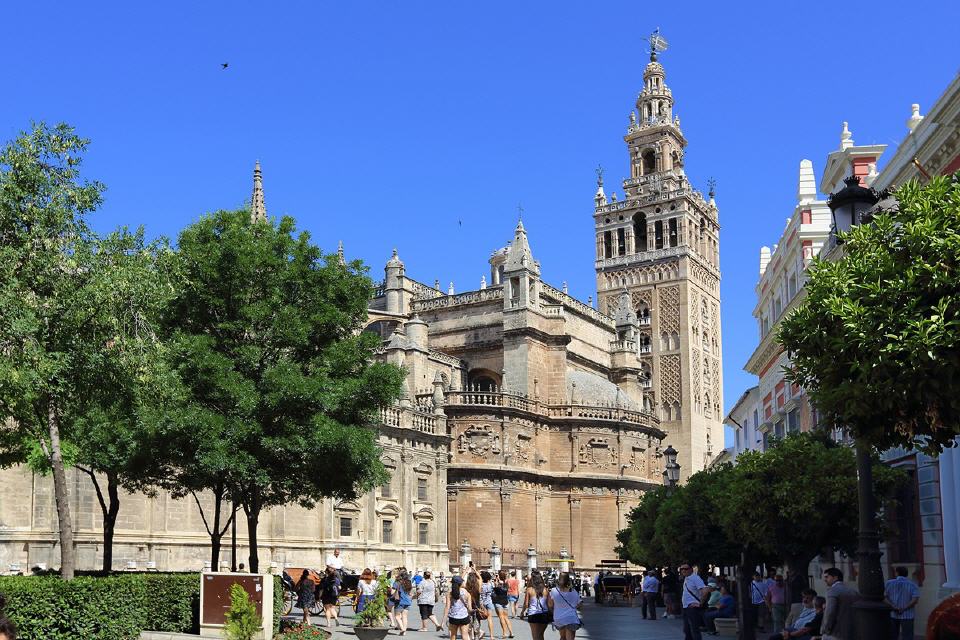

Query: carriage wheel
[282,590,295,616]
[310,600,322,616]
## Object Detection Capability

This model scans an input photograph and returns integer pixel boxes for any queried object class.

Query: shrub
[224,583,261,640]
[277,623,330,639]
[273,574,284,634]
[0,572,198,639]
[354,573,390,627]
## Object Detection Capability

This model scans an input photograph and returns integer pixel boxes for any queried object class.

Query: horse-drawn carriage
[281,567,360,616]
[595,559,633,606]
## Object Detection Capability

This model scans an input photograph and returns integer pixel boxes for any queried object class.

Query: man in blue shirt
[884,566,921,640]
[641,570,660,620]
[767,589,820,640]
[704,584,736,633]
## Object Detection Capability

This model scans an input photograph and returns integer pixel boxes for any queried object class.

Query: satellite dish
[646,28,669,56]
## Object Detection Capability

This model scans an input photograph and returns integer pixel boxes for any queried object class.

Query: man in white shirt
[680,564,707,640]
[325,548,344,572]
[641,570,661,621]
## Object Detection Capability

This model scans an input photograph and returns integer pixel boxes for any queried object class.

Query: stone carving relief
[659,354,681,406]
[692,263,719,291]
[457,425,502,458]
[658,285,681,334]
[628,445,647,474]
[578,437,618,468]
[514,432,533,463]
[691,347,702,414]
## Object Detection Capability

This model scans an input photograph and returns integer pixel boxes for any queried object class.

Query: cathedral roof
[566,369,638,410]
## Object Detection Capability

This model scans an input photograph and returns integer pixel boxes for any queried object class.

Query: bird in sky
[458,219,462,227]
[221,63,229,70]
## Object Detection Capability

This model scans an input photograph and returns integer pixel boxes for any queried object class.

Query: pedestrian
[493,570,515,638]
[320,566,341,628]
[662,567,680,619]
[445,575,473,640]
[884,566,921,640]
[580,572,591,598]
[679,563,707,640]
[296,569,316,626]
[594,571,603,604]
[391,569,414,636]
[766,589,819,640]
[355,568,376,614]
[523,571,552,640]
[479,571,497,640]
[549,572,582,640]
[0,618,15,640]
[417,570,443,632]
[747,571,770,633]
[466,571,486,640]
[641,570,660,620]
[506,570,521,617]
[767,574,787,634]
[387,568,399,629]
[820,567,860,640]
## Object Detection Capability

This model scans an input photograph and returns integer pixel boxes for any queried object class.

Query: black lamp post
[662,445,680,488]
[826,176,888,640]
[827,175,880,241]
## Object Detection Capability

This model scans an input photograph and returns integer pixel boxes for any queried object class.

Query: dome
[566,369,638,409]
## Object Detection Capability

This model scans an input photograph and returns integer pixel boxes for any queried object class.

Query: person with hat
[445,575,474,640]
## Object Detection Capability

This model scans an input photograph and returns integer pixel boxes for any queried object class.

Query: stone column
[569,496,582,571]
[490,541,502,572]
[527,544,538,576]
[940,443,960,589]
[559,546,570,573]
[460,539,472,569]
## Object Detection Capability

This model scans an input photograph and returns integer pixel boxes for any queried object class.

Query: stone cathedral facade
[0,53,719,574]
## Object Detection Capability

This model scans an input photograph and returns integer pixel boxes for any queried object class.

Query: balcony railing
[380,406,440,435]
[444,390,658,430]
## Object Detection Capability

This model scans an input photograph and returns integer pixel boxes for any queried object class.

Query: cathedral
[0,51,722,575]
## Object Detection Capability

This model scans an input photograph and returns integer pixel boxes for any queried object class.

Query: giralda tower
[593,39,722,479]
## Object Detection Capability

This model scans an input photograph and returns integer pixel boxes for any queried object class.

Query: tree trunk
[84,468,122,573]
[47,401,76,580]
[190,485,234,571]
[737,550,756,640]
[244,491,262,574]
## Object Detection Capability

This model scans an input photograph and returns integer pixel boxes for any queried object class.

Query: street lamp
[826,176,888,640]
[662,445,680,488]
[827,175,880,240]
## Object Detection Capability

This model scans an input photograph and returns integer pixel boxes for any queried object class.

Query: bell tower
[593,33,722,479]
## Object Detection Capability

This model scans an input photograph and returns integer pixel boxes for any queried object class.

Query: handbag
[475,605,490,620]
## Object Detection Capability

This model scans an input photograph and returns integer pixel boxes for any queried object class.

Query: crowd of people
[290,550,927,640]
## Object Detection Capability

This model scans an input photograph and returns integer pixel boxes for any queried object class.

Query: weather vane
[595,164,604,185]
[644,28,669,60]
[517,203,524,220]
[707,177,717,198]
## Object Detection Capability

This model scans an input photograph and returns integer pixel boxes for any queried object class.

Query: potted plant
[354,573,392,640]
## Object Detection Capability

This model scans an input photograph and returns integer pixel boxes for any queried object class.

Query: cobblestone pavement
[287,600,685,639]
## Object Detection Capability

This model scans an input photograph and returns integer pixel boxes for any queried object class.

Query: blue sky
[5,1,959,436]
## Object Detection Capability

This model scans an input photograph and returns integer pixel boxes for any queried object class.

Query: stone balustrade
[539,282,614,328]
[379,406,440,435]
[444,390,659,431]
[410,286,504,312]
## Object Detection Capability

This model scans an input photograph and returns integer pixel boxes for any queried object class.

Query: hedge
[0,572,198,639]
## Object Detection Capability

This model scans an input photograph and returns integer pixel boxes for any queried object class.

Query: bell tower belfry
[593,34,722,479]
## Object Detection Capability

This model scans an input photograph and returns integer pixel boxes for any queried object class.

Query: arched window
[468,369,500,392]
[642,150,656,175]
[603,231,612,259]
[669,218,678,248]
[364,319,400,340]
[633,213,647,253]
[655,220,664,249]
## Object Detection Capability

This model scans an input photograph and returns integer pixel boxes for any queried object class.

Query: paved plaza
[288,600,685,640]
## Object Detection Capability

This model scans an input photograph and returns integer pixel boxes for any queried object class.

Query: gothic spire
[251,161,267,223]
[337,240,346,266]
[504,219,539,275]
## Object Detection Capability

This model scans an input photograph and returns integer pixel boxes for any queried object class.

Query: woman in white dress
[549,572,583,640]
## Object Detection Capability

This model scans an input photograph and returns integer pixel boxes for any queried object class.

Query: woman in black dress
[296,569,316,625]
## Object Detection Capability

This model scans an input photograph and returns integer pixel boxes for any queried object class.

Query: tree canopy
[163,209,405,572]
[778,174,960,453]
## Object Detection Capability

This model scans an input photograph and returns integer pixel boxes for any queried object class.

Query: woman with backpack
[522,571,552,640]
[320,566,342,628]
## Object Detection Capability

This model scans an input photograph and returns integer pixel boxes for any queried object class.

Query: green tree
[778,174,960,453]
[224,583,261,640]
[713,432,904,596]
[0,123,105,579]
[616,486,670,568]
[164,209,404,572]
